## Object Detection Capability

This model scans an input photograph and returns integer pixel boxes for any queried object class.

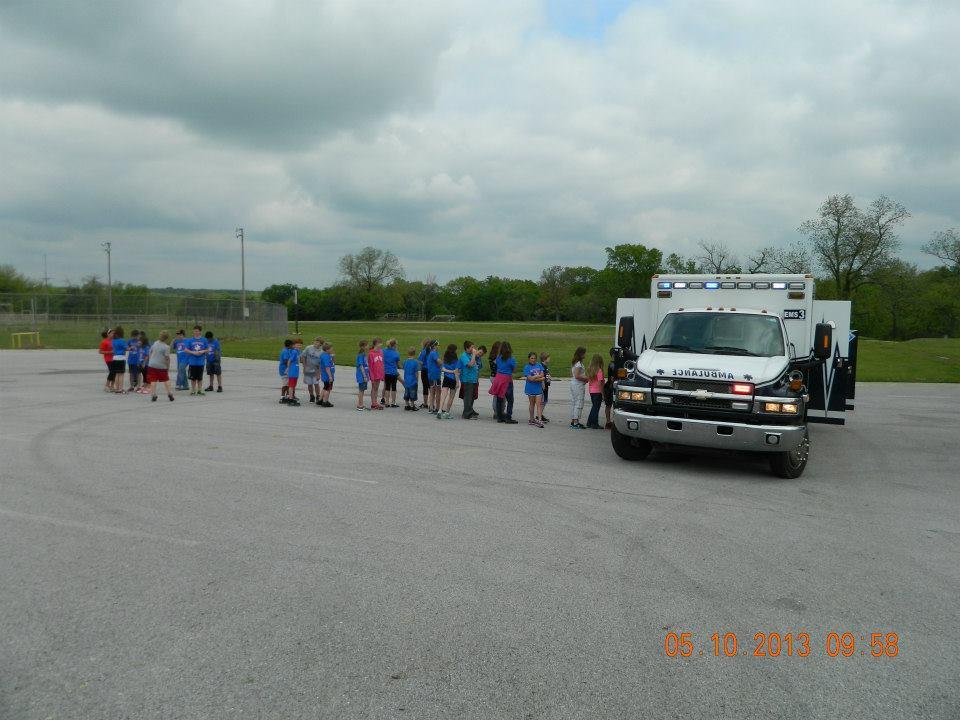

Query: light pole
[236,228,246,321]
[101,242,112,325]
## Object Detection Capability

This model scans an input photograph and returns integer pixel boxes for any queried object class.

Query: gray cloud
[1,0,958,290]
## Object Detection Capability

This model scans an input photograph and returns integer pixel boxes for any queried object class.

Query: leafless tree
[798,194,906,298]
[338,247,404,292]
[749,240,813,274]
[922,228,960,268]
[696,240,741,273]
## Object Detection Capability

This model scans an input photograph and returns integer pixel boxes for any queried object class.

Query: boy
[126,330,142,391]
[145,331,175,402]
[355,340,370,411]
[302,336,323,404]
[204,330,223,392]
[172,330,189,390]
[185,325,209,396]
[284,338,302,406]
[426,340,441,413]
[318,342,335,407]
[402,347,420,411]
[278,339,293,403]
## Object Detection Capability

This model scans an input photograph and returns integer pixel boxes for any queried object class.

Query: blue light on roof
[704,281,720,289]
[657,281,672,289]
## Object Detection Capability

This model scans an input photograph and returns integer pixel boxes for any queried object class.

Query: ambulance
[610,274,856,478]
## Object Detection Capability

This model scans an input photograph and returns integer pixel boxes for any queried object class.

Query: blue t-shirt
[383,347,401,376]
[320,352,335,381]
[523,362,544,395]
[426,350,441,381]
[126,338,141,364]
[459,352,479,383]
[496,356,516,376]
[173,338,188,362]
[442,359,460,379]
[286,347,301,377]
[278,348,289,375]
[207,338,221,363]
[355,353,369,384]
[186,336,209,366]
[417,347,428,366]
[402,358,419,388]
[111,337,127,358]
[138,342,149,366]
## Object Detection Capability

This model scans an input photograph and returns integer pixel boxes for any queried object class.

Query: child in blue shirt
[318,342,336,407]
[381,338,401,407]
[355,340,370,411]
[185,325,210,396]
[426,340,441,413]
[135,334,150,393]
[437,343,460,420]
[523,352,546,428]
[110,327,128,394]
[402,347,420,411]
[283,339,302,406]
[126,330,141,391]
[278,339,294,403]
[204,330,223,392]
[172,330,189,390]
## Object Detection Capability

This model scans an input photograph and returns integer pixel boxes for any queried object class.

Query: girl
[418,338,431,409]
[489,341,517,424]
[110,326,127,393]
[356,340,370,411]
[426,340,442,413]
[569,346,588,429]
[318,342,335,407]
[523,352,545,428]
[488,340,501,416]
[539,351,552,423]
[382,338,401,407]
[437,343,460,420]
[99,328,114,392]
[368,337,385,410]
[136,335,151,393]
[585,353,605,429]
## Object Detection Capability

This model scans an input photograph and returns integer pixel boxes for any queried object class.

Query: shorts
[109,359,125,375]
[288,376,299,388]
[323,381,333,391]
[603,386,613,406]
[146,367,169,383]
[384,375,398,391]
[206,361,222,376]
[188,365,204,381]
[303,373,319,385]
[430,378,441,388]
[442,377,456,390]
[403,385,418,402]
[358,381,368,391]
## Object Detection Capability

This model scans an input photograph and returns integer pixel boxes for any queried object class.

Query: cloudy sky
[2,0,957,290]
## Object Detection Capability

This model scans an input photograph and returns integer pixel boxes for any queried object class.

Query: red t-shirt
[99,338,113,364]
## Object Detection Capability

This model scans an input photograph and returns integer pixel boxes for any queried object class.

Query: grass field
[3,320,958,382]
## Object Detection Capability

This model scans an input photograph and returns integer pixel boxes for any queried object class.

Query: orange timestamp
[662,630,900,658]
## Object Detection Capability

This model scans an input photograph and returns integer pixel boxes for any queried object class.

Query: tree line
[2,193,958,339]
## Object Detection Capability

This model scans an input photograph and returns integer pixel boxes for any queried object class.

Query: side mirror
[617,316,634,350]
[814,323,833,360]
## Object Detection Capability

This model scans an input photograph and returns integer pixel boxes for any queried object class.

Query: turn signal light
[617,390,646,402]
[731,383,754,395]
[617,368,627,378]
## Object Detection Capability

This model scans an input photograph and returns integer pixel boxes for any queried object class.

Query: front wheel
[768,428,810,478]
[611,426,652,461]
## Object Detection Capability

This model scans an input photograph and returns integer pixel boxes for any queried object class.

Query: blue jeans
[176,363,188,389]
[587,392,602,427]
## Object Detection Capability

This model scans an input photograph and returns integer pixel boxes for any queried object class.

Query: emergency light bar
[656,280,809,290]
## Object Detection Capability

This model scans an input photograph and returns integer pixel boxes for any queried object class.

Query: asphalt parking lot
[1,350,958,719]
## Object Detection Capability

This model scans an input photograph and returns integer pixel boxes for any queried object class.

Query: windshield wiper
[705,345,761,356]
[653,344,703,353]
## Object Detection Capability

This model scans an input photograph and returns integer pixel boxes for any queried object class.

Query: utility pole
[236,228,246,322]
[293,286,299,335]
[42,254,51,315]
[101,242,113,325]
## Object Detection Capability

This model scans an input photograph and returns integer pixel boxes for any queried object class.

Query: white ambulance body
[610,274,855,478]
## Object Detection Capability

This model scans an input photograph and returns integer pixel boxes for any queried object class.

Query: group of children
[275,336,563,428]
[98,324,224,400]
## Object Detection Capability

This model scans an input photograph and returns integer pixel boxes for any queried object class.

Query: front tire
[611,426,652,461]
[769,428,809,478]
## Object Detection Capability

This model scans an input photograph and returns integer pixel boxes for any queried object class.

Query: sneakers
[279,397,289,404]
[410,405,419,412]
[204,386,214,392]
[570,422,585,429]
[541,416,550,423]
[151,395,157,402]
[168,394,174,401]
[216,387,223,393]
[196,390,206,396]
[501,418,518,424]
[356,406,365,411]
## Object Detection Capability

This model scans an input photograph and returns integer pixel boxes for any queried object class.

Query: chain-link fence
[0,292,287,336]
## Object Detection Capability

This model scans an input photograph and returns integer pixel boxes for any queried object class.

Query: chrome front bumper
[613,408,806,452]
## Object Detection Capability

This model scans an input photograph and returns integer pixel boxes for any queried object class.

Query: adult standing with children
[569,346,588,429]
[382,339,401,408]
[458,341,481,419]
